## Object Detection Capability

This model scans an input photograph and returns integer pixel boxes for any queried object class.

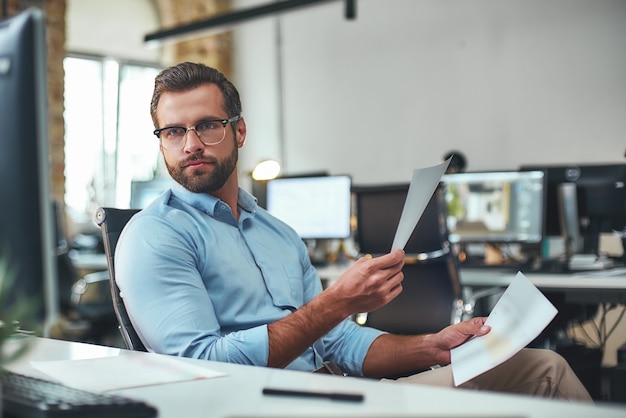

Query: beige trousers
[390,348,593,402]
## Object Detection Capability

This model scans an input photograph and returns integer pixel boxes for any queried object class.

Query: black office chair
[352,184,467,335]
[95,207,146,351]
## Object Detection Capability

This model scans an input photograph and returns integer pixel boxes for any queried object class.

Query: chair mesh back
[364,258,461,335]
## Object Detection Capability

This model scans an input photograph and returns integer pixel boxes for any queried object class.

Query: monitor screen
[352,183,447,255]
[0,9,58,332]
[130,177,174,209]
[441,171,544,244]
[521,163,626,253]
[266,175,352,239]
[352,184,410,255]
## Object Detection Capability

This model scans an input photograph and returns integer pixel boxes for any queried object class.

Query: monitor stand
[557,182,583,260]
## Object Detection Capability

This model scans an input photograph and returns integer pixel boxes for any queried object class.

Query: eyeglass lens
[160,121,226,149]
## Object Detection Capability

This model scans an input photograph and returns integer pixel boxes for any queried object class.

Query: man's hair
[150,62,242,128]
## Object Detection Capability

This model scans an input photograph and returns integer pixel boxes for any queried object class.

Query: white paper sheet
[31,352,226,393]
[391,158,451,251]
[450,272,557,386]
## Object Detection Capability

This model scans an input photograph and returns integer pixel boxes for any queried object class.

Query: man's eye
[163,127,185,138]
[196,121,220,132]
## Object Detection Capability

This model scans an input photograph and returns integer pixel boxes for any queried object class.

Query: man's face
[156,84,246,194]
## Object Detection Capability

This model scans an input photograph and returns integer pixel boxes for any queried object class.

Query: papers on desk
[31,352,226,393]
[451,272,557,386]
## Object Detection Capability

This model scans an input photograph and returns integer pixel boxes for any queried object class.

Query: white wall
[66,0,626,185]
[66,0,161,63]
[234,0,626,186]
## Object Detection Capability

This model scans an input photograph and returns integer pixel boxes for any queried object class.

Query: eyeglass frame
[153,115,241,148]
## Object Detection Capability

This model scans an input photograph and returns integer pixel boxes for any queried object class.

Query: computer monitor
[351,183,410,255]
[130,177,174,209]
[266,175,352,240]
[352,183,448,256]
[0,9,58,332]
[521,163,626,254]
[441,171,545,244]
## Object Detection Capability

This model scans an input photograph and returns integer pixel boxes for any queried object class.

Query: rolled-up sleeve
[323,319,385,376]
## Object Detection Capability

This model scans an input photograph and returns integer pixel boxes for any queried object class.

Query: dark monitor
[441,171,544,244]
[352,183,448,256]
[352,183,409,255]
[266,175,352,240]
[521,163,626,254]
[0,9,58,331]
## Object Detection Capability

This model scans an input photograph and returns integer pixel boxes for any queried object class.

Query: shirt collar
[170,181,258,217]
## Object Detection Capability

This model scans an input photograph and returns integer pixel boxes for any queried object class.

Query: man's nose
[182,128,204,151]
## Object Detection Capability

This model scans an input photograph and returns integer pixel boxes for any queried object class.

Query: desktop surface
[460,267,626,305]
[4,337,626,418]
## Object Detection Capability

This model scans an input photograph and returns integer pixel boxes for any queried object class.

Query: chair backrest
[354,186,465,335]
[363,257,464,335]
[95,207,146,351]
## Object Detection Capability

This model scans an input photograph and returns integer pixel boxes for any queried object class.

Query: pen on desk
[262,387,364,402]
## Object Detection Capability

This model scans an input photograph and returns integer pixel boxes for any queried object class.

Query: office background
[0,0,621,405]
[60,0,626,373]
[9,0,603,367]
[66,0,626,189]
[61,0,626,364]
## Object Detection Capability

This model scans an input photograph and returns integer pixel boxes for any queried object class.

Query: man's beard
[166,144,238,194]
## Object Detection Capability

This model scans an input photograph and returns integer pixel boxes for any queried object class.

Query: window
[64,55,162,228]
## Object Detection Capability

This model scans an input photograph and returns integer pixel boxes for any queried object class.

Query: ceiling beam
[145,0,356,46]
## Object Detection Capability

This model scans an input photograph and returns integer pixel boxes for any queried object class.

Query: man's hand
[363,317,491,377]
[362,317,490,377]
[328,249,406,317]
[427,317,491,365]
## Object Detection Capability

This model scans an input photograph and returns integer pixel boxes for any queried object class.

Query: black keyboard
[1,371,158,418]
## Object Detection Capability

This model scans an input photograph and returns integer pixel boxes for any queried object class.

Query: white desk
[5,337,626,417]
[317,264,626,304]
[460,268,626,305]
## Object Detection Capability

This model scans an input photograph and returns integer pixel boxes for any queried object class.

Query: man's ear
[236,117,247,148]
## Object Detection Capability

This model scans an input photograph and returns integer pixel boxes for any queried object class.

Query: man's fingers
[365,249,405,269]
[471,317,487,325]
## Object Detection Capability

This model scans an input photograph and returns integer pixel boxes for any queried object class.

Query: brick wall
[8,0,66,204]
[154,0,233,77]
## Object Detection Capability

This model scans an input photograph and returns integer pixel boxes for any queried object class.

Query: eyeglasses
[153,115,241,150]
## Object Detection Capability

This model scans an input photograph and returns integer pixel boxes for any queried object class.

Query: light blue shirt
[115,182,383,376]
